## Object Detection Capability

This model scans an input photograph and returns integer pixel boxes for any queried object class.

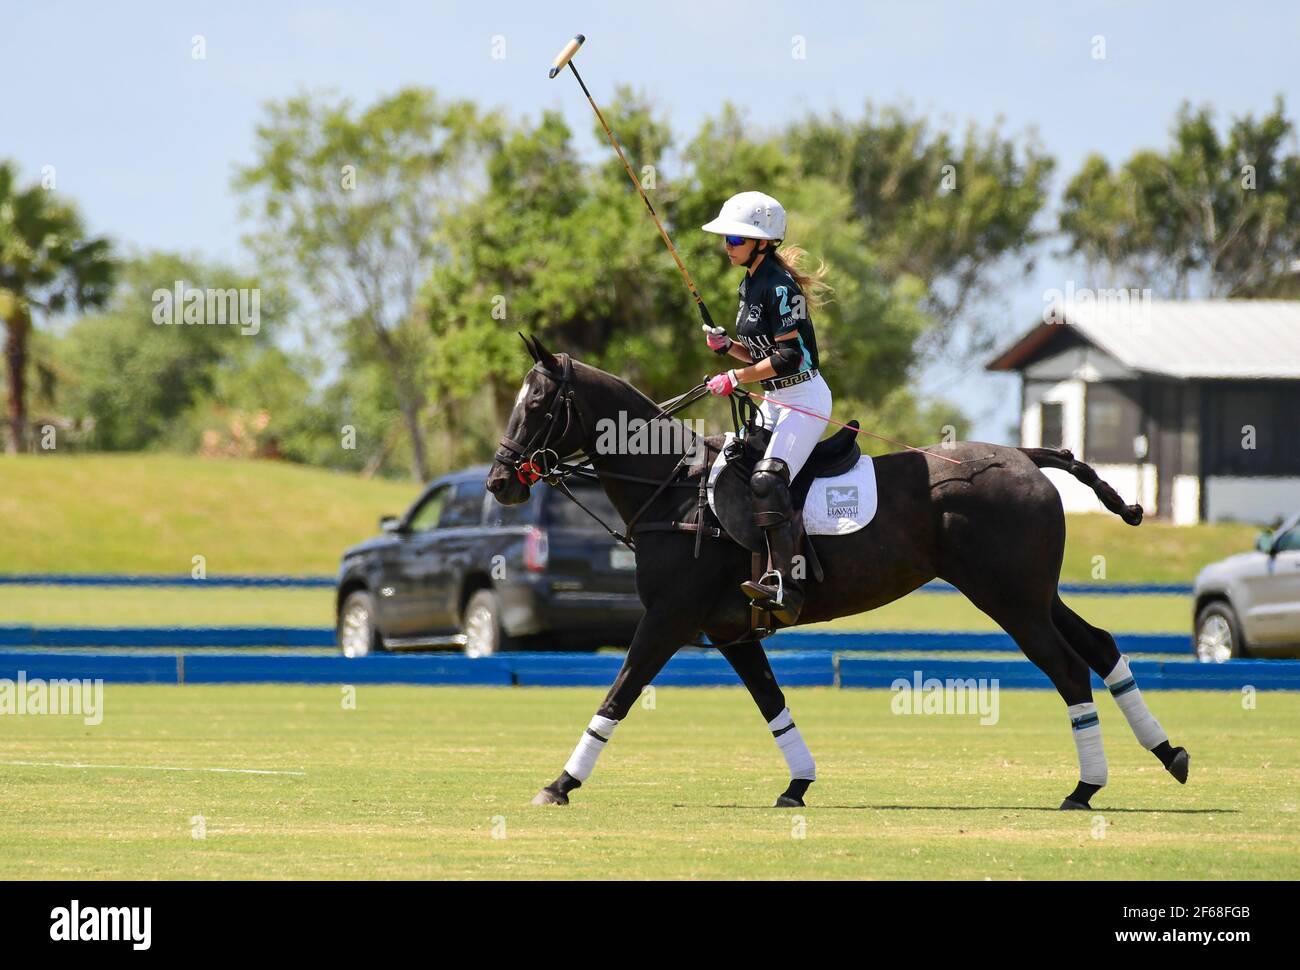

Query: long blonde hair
[769,243,833,309]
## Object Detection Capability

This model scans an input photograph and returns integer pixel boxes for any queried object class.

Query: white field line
[1,760,305,776]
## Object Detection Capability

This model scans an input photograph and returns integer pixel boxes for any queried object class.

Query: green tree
[424,96,935,456]
[234,88,502,480]
[0,161,115,452]
[167,345,339,464]
[55,252,290,451]
[421,97,694,466]
[1060,98,1300,296]
[789,105,1055,358]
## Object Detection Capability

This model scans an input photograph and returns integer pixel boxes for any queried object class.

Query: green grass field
[0,453,1261,580]
[2,685,1296,879]
[0,454,412,575]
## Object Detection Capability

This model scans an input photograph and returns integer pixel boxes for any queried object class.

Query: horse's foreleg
[717,640,815,807]
[531,608,700,806]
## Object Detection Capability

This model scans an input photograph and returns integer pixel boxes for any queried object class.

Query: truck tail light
[523,527,549,572]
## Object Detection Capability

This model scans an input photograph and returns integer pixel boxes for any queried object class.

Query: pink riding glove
[707,370,740,396]
[705,329,732,353]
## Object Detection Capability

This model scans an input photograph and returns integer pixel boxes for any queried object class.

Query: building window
[1085,382,1141,463]
[1206,383,1300,476]
[1040,401,1064,449]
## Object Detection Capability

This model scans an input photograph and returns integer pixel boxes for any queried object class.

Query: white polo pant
[755,372,833,480]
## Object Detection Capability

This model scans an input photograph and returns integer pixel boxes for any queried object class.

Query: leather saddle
[709,421,861,555]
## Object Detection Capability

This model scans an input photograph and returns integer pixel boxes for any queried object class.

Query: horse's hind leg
[717,640,815,807]
[938,468,1114,809]
[532,607,699,806]
[947,569,1111,810]
[992,611,1113,810]
[1051,595,1190,785]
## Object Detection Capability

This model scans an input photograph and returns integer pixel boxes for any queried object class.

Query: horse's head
[487,334,592,505]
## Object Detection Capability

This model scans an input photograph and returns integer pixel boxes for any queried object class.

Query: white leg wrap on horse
[768,707,815,780]
[1104,655,1167,750]
[1067,702,1108,786]
[563,715,619,782]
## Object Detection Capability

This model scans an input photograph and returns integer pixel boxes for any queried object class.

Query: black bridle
[493,353,588,487]
[493,354,718,550]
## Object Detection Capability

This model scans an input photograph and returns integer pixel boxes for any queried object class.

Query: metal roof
[987,299,1300,379]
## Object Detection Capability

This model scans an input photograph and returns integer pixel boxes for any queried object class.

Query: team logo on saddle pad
[825,485,859,518]
[707,433,878,538]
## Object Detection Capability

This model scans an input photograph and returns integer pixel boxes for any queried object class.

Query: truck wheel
[1194,601,1248,662]
[338,590,383,658]
[462,590,514,658]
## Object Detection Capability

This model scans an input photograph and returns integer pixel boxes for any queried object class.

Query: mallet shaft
[549,35,717,332]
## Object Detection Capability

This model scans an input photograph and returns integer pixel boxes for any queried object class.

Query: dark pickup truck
[335,466,643,657]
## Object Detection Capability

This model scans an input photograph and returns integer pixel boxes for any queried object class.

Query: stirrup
[742,569,785,607]
[756,569,784,605]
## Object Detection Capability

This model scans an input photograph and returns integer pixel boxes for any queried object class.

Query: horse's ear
[532,335,558,368]
[519,332,540,362]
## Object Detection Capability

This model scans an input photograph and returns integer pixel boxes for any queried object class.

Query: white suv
[1192,512,1300,661]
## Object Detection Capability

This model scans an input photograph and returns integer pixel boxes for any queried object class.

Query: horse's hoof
[1166,747,1190,785]
[1059,797,1091,811]
[531,787,569,806]
[774,778,812,808]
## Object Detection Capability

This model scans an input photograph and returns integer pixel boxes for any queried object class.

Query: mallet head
[548,34,585,78]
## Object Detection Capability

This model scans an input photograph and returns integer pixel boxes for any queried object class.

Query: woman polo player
[702,190,832,625]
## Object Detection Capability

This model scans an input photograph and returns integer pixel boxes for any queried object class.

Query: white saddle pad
[706,433,878,536]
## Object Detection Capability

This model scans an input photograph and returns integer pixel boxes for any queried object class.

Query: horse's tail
[1019,447,1144,526]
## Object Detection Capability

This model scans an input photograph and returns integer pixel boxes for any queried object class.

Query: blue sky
[5,1,1298,440]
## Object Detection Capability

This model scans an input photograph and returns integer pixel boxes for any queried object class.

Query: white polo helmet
[701,191,786,241]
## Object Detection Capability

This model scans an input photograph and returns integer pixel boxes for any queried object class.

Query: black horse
[487,337,1189,810]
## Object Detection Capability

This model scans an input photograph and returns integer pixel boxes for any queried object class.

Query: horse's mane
[570,357,704,455]
[572,358,667,415]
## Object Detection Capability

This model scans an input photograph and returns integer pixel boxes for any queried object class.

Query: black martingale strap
[628,436,725,558]
[551,475,636,549]
[621,452,694,537]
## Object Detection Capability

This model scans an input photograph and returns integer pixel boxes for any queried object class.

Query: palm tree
[0,161,115,452]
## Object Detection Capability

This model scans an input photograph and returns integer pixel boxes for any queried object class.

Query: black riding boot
[739,457,804,625]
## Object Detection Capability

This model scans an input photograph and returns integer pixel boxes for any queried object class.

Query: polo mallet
[548,35,960,465]
[543,32,961,460]
[548,33,722,337]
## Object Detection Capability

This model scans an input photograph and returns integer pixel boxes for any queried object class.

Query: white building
[986,299,1300,525]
